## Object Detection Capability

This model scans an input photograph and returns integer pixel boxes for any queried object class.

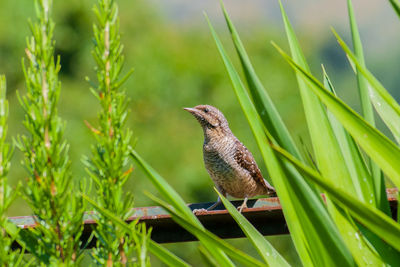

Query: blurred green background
[1,0,399,265]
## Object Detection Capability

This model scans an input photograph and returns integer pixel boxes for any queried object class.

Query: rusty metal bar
[10,188,398,249]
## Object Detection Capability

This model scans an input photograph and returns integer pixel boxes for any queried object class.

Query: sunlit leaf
[333,29,400,146]
[130,150,235,266]
[322,66,375,205]
[83,194,191,267]
[278,2,382,264]
[347,0,387,213]
[220,2,302,161]
[207,7,355,266]
[388,0,400,18]
[273,144,400,252]
[216,190,290,266]
[273,43,400,191]
[147,193,265,267]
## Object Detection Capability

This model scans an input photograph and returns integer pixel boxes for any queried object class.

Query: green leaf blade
[274,145,400,252]
[130,150,235,266]
[148,240,192,267]
[346,1,392,214]
[130,150,199,225]
[220,2,302,161]
[322,67,375,205]
[82,194,191,267]
[147,193,264,267]
[347,0,374,125]
[207,8,355,266]
[216,190,290,266]
[278,3,381,264]
[273,43,400,190]
[321,70,396,266]
[334,29,400,143]
[388,0,400,18]
[268,54,398,264]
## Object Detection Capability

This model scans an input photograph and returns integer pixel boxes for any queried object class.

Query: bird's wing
[233,139,275,194]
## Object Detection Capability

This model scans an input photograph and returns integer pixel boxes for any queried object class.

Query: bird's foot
[238,197,248,213]
[237,203,247,213]
[192,208,208,215]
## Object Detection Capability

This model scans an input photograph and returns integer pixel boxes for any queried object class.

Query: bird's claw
[192,208,208,215]
[237,203,247,213]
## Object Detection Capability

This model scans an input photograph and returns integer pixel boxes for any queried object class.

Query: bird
[184,104,276,212]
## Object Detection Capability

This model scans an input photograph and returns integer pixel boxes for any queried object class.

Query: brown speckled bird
[184,104,275,212]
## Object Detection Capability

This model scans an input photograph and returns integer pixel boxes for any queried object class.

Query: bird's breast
[203,137,237,180]
[203,136,265,198]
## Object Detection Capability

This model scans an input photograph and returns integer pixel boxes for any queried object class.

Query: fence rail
[10,188,398,249]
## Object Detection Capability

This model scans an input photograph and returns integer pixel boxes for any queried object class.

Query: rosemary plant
[0,76,23,265]
[84,0,148,265]
[16,0,85,264]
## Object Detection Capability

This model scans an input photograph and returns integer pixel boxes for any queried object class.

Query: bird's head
[184,105,230,134]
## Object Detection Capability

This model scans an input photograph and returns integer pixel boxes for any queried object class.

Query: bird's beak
[184,107,210,126]
[183,107,198,115]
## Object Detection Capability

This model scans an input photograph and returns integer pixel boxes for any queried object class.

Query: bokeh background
[1,0,399,265]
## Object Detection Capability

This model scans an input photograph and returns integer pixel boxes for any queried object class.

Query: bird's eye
[204,108,209,113]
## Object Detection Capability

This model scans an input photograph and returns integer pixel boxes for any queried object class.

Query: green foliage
[207,8,354,265]
[15,0,85,264]
[388,0,400,18]
[83,0,148,264]
[0,76,25,266]
[130,150,242,266]
[82,194,190,267]
[276,2,391,265]
[0,0,399,266]
[347,0,389,213]
[215,0,400,265]
[219,6,302,162]
[273,144,400,251]
[216,190,290,266]
[130,1,400,266]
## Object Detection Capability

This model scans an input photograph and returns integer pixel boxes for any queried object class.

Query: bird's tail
[263,178,276,196]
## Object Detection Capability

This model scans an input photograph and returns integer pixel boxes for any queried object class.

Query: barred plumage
[184,104,275,212]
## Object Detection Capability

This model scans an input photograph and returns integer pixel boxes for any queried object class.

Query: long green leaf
[334,29,400,145]
[82,194,191,267]
[273,43,400,190]
[273,144,400,252]
[388,0,400,18]
[198,245,219,267]
[279,57,400,265]
[322,71,397,264]
[347,0,385,212]
[216,190,290,266]
[129,150,234,267]
[330,9,400,258]
[278,2,383,265]
[279,0,355,196]
[207,10,355,266]
[147,193,265,267]
[322,67,375,205]
[220,2,302,161]
[335,23,395,213]
[368,85,400,144]
[147,240,192,267]
[129,150,197,224]
[347,0,375,127]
